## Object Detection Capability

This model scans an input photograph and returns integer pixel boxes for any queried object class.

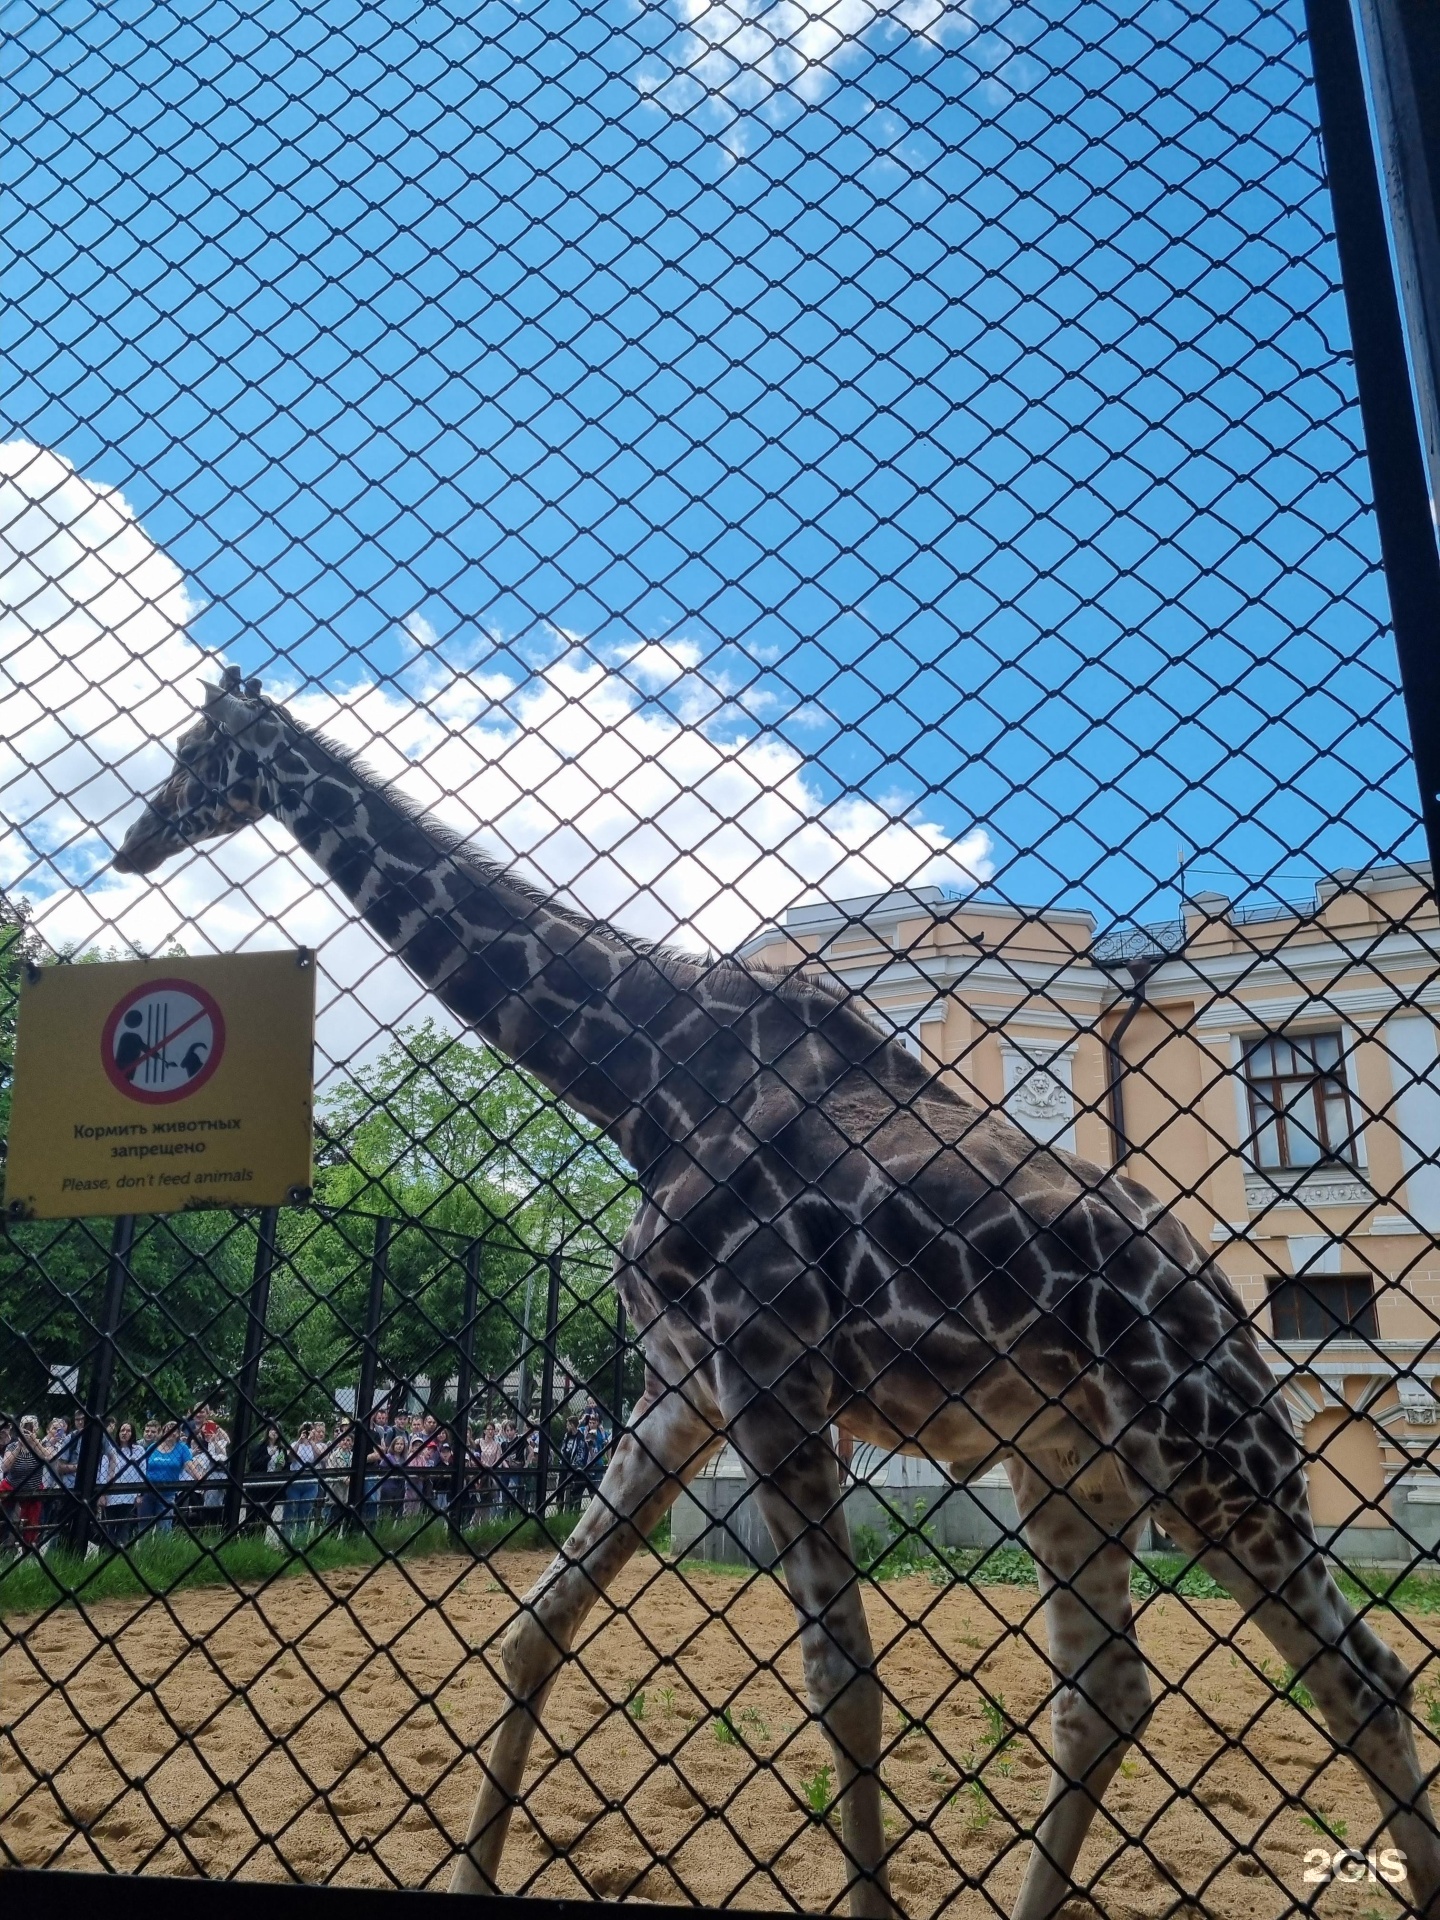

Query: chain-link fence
[6,0,1440,1913]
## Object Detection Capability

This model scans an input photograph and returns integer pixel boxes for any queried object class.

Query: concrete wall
[670,1450,1440,1571]
[671,1464,1024,1570]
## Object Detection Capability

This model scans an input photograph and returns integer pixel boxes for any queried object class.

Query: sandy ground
[4,1549,1440,1917]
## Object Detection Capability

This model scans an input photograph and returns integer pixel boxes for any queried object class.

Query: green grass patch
[0,1509,581,1619]
[948,1544,1040,1588]
[853,1513,941,1581]
[1335,1567,1440,1615]
[1130,1553,1230,1600]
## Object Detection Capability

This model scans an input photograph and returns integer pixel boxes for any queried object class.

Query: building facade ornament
[1245,1173,1376,1212]
[1001,1038,1077,1151]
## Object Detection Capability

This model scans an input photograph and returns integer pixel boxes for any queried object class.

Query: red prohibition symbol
[101,977,227,1104]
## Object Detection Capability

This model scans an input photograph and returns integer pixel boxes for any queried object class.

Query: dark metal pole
[1103,958,1159,1169]
[1354,0,1440,518]
[223,1207,279,1534]
[514,1263,539,1419]
[534,1254,562,1517]
[1306,0,1440,874]
[346,1215,392,1524]
[69,1214,134,1554]
[611,1288,627,1435]
[448,1236,483,1534]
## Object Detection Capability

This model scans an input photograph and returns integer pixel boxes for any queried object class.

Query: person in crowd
[359,1418,391,1524]
[248,1422,282,1477]
[583,1410,610,1492]
[237,1421,279,1531]
[557,1415,589,1510]
[193,1410,229,1524]
[2,1415,52,1548]
[496,1419,522,1512]
[142,1421,194,1535]
[101,1420,145,1545]
[401,1428,427,1520]
[133,1421,163,1532]
[310,1419,336,1526]
[317,1420,349,1521]
[377,1430,410,1524]
[0,1416,11,1544]
[43,1416,71,1528]
[411,1415,445,1514]
[50,1411,82,1491]
[476,1421,502,1519]
[285,1420,322,1538]
[52,1412,118,1530]
[450,1422,482,1526]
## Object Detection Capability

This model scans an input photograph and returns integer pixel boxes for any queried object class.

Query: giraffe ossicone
[112,677,1440,1920]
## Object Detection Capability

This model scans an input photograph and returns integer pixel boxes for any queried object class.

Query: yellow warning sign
[4,951,315,1220]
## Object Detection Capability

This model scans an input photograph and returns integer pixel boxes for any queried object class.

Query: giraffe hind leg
[1007,1454,1153,1920]
[1161,1499,1440,1916]
[449,1388,723,1895]
[735,1412,896,1920]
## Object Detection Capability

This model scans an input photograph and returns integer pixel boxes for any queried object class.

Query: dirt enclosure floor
[5,1548,1440,1918]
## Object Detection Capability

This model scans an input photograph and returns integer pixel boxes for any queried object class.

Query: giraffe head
[112,666,290,873]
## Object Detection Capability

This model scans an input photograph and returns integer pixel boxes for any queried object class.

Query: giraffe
[113,668,1440,1919]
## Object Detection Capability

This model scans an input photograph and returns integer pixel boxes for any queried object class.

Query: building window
[1244,1030,1355,1170]
[1268,1272,1377,1342]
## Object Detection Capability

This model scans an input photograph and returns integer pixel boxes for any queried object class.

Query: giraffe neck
[263,715,741,1166]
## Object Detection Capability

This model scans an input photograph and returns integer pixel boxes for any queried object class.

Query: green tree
[313,1021,639,1418]
[1,989,644,1434]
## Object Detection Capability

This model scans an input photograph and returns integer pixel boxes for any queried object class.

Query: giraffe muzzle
[111,807,179,874]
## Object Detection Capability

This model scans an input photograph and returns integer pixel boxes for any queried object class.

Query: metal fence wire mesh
[5,0,1440,1914]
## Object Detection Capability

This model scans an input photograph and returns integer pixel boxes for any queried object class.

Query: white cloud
[633,0,976,135]
[1,441,991,1071]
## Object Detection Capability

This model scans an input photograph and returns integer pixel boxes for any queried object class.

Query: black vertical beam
[346,1215,392,1523]
[448,1236,483,1530]
[1306,0,1440,872]
[1355,0,1440,511]
[69,1214,134,1554]
[223,1207,280,1534]
[534,1254,562,1516]
[611,1289,627,1436]
[514,1263,539,1420]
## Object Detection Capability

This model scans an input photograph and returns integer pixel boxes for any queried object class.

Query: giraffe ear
[197,679,257,736]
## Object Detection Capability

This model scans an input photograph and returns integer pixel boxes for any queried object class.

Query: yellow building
[739,864,1440,1563]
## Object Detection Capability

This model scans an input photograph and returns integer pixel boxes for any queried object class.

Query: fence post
[611,1290,626,1438]
[224,1206,280,1535]
[68,1214,134,1555]
[346,1215,392,1525]
[514,1262,539,1420]
[448,1235,483,1537]
[1305,0,1440,872]
[534,1253,562,1517]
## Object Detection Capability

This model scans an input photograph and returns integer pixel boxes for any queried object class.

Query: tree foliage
[0,984,641,1427]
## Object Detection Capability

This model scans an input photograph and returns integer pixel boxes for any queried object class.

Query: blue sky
[1,0,1424,936]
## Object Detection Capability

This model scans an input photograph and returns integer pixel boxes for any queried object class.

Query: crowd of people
[0,1395,616,1552]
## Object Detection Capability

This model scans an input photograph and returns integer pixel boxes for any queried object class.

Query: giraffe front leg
[1009,1456,1152,1920]
[735,1414,896,1920]
[449,1388,723,1895]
